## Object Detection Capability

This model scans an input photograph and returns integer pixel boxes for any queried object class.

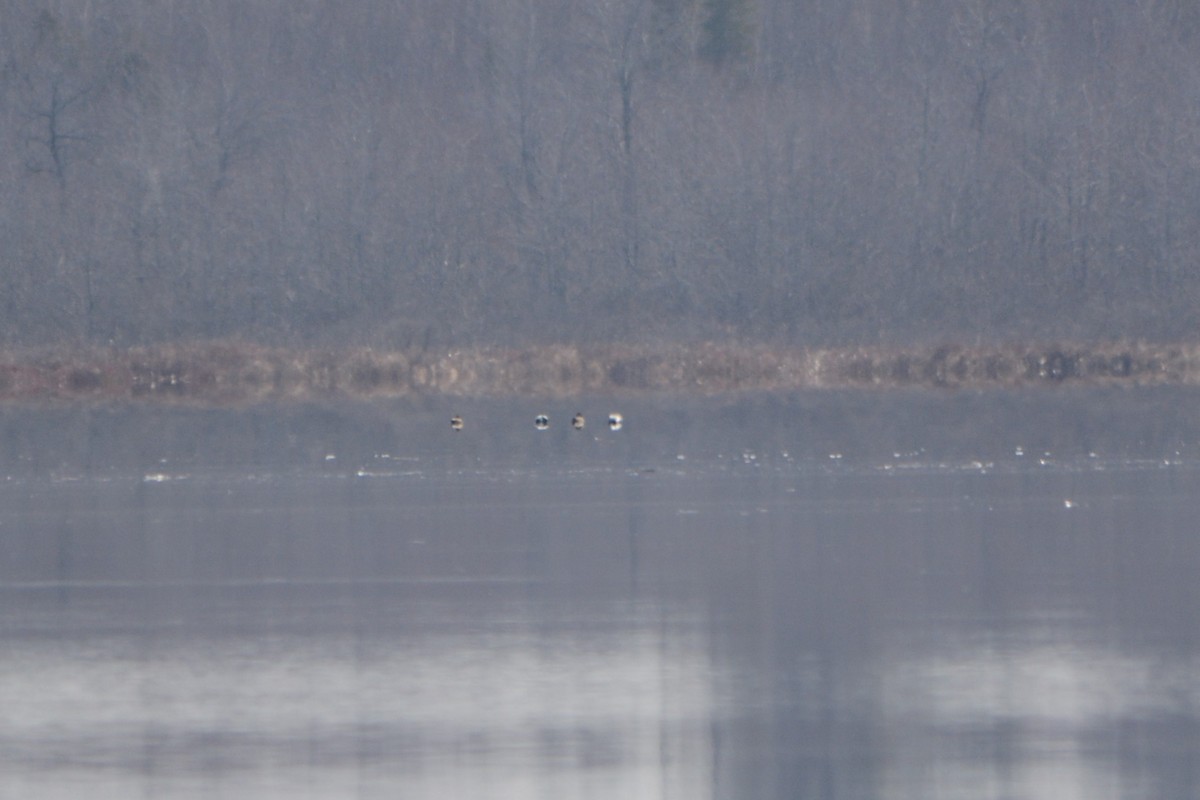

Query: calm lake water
[2,394,1199,799]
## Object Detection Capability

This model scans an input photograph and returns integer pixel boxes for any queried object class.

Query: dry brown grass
[0,340,1195,406]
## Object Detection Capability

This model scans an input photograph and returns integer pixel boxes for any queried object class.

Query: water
[2,397,1199,798]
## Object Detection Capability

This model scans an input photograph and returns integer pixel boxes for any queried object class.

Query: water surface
[1,396,1198,798]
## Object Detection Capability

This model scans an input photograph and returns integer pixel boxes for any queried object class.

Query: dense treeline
[2,1,1198,348]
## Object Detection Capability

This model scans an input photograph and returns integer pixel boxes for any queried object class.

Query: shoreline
[1,341,1196,406]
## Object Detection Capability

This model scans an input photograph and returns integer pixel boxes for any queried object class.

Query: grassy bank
[0,341,1196,406]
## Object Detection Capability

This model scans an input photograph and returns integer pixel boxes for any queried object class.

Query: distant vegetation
[2,2,1199,347]
[2,341,1197,405]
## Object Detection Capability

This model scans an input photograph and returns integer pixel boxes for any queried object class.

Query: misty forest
[2,0,1199,354]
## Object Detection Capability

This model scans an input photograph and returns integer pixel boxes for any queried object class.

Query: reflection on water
[2,456,1199,799]
[881,639,1199,800]
[2,601,712,799]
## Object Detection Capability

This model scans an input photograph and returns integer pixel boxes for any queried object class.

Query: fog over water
[2,391,1199,799]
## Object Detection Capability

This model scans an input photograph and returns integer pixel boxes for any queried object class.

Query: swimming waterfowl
[450,415,464,431]
[571,413,585,430]
[608,413,623,431]
[535,414,550,430]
